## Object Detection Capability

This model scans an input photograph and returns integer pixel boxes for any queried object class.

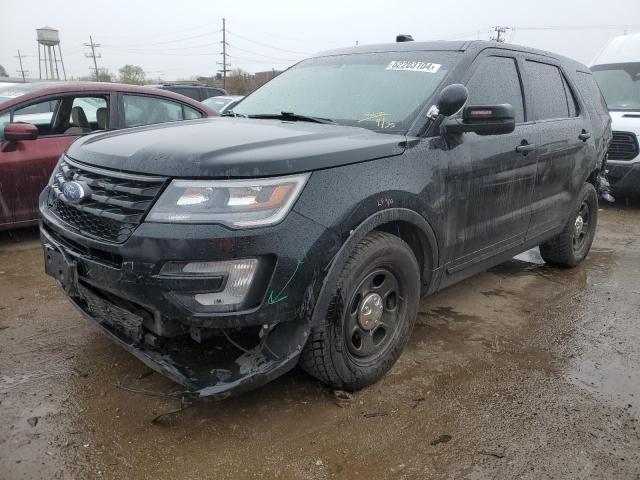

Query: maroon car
[0,82,217,230]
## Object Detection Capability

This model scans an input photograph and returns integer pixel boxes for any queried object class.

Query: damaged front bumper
[68,282,308,399]
[39,190,333,399]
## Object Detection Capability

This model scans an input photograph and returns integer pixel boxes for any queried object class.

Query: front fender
[308,208,441,327]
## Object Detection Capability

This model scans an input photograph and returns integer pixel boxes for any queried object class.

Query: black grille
[49,157,166,243]
[608,131,639,161]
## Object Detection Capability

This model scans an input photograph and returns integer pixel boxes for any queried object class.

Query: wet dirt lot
[1,204,639,480]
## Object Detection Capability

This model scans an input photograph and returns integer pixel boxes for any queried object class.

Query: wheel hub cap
[358,293,383,331]
[575,215,584,237]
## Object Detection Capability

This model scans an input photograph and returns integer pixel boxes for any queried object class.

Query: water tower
[37,26,67,80]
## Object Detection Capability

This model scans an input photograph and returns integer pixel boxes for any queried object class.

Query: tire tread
[300,231,419,389]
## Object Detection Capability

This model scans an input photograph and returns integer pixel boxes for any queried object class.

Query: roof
[317,40,470,57]
[591,33,640,66]
[315,39,584,67]
[0,81,218,115]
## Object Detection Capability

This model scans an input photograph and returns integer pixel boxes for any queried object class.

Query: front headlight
[146,173,309,228]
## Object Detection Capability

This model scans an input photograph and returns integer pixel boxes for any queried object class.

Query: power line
[226,31,313,55]
[229,44,300,62]
[84,35,102,81]
[228,54,297,65]
[99,21,219,40]
[102,47,214,56]
[231,21,344,45]
[103,30,221,48]
[512,24,640,31]
[106,40,220,52]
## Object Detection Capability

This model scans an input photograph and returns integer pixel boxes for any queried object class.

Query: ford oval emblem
[61,181,87,204]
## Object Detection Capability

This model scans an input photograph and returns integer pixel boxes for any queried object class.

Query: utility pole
[84,36,102,81]
[490,26,510,43]
[218,18,231,89]
[14,50,28,81]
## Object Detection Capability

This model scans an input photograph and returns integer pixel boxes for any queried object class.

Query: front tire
[300,231,420,390]
[539,183,598,268]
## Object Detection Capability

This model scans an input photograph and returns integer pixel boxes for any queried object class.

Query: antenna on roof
[396,34,414,43]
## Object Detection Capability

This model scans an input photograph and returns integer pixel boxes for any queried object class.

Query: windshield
[234,51,458,133]
[592,63,640,111]
[0,82,67,103]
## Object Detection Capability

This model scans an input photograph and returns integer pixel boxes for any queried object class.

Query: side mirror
[436,84,469,117]
[4,123,39,141]
[443,104,516,136]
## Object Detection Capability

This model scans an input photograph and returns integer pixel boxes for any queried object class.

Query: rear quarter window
[576,71,609,115]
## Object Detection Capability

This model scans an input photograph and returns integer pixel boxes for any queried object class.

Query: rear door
[445,51,538,276]
[573,70,612,167]
[115,93,205,128]
[521,58,592,239]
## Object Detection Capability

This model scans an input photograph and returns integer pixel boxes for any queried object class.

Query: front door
[0,94,111,227]
[444,53,538,280]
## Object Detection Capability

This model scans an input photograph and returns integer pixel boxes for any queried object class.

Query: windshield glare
[234,52,457,133]
[592,63,640,111]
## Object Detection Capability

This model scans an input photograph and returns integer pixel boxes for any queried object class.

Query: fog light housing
[162,258,258,307]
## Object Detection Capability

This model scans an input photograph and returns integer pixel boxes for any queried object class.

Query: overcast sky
[2,0,640,81]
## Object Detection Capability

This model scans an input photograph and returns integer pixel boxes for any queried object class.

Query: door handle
[579,131,591,142]
[515,142,536,156]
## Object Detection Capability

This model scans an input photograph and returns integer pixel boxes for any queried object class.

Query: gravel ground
[0,203,639,479]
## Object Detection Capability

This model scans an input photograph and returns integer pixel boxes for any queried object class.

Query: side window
[12,98,60,136]
[183,105,203,120]
[466,56,525,123]
[561,76,579,117]
[49,96,109,135]
[523,61,569,120]
[13,99,59,125]
[71,97,107,124]
[577,72,609,114]
[123,95,185,127]
[0,110,10,141]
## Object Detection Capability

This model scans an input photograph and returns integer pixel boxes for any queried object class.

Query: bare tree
[79,68,114,82]
[225,69,253,95]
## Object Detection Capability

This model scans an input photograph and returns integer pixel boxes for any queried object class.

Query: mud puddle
[1,206,640,479]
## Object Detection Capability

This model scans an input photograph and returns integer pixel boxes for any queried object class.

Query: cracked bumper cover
[39,188,335,398]
[68,284,309,399]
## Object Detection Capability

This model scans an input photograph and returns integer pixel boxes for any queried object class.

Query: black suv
[40,40,611,399]
[150,83,227,102]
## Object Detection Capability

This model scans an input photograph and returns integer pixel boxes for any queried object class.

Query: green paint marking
[268,260,303,305]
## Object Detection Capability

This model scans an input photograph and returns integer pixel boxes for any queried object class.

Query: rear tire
[539,183,598,268]
[300,231,420,390]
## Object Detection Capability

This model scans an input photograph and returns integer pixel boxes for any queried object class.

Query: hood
[66,117,407,177]
[609,111,640,135]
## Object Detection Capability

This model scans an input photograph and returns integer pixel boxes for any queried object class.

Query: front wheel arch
[309,208,439,328]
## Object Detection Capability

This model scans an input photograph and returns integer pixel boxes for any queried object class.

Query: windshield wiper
[248,111,336,124]
[221,110,246,117]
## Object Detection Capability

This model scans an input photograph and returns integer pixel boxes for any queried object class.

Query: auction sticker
[386,61,441,73]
